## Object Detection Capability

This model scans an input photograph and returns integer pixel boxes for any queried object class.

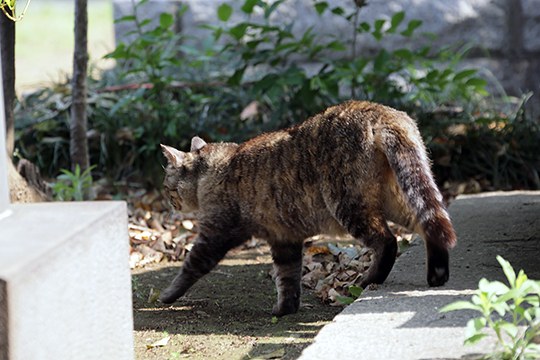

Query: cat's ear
[191,136,207,152]
[160,144,185,167]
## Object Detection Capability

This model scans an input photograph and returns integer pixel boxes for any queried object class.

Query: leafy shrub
[13,0,539,191]
[52,164,95,201]
[441,256,540,359]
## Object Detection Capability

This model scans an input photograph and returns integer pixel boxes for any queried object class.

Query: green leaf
[331,6,345,16]
[389,11,405,33]
[139,18,152,29]
[264,0,284,19]
[241,0,258,14]
[465,77,487,88]
[464,317,487,345]
[217,3,233,21]
[227,67,246,86]
[400,19,422,37]
[525,343,540,357]
[425,69,440,82]
[326,40,347,51]
[373,50,389,72]
[498,288,521,304]
[336,295,355,305]
[491,301,509,317]
[229,23,249,40]
[440,68,454,80]
[525,294,540,308]
[348,285,363,298]
[309,76,323,91]
[515,270,529,288]
[393,48,413,61]
[115,15,136,24]
[372,31,383,41]
[478,279,510,295]
[524,306,540,322]
[358,21,370,32]
[440,300,481,313]
[453,69,477,81]
[314,1,329,15]
[159,13,174,28]
[374,19,386,32]
[499,322,519,339]
[464,333,488,346]
[282,69,305,86]
[497,256,516,287]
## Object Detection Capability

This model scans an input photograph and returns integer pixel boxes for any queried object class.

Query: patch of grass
[15,0,114,91]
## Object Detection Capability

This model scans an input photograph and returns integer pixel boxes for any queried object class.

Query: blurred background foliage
[13,0,540,193]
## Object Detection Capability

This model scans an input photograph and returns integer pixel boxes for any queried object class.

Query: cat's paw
[159,287,182,304]
[427,246,449,287]
[271,298,300,317]
[427,266,449,287]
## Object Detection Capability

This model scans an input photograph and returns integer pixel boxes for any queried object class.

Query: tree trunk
[0,7,15,156]
[70,0,90,172]
[8,160,48,202]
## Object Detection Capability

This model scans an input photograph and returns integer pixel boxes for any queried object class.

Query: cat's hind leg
[270,242,303,317]
[332,198,398,288]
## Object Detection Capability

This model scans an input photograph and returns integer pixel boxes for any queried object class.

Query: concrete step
[0,202,134,360]
[300,191,540,360]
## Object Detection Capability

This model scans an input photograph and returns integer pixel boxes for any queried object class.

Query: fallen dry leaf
[147,287,160,304]
[240,101,259,120]
[255,347,286,359]
[146,335,171,349]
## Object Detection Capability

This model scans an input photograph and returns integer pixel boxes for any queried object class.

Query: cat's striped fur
[160,100,457,316]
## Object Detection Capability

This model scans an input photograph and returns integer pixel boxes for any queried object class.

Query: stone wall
[113,0,540,116]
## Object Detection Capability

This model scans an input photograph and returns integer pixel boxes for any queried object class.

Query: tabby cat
[160,100,457,316]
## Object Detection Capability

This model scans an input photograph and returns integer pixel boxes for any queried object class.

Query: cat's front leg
[270,242,303,317]
[160,232,246,304]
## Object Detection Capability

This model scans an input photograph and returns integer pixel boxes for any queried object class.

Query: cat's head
[160,136,208,213]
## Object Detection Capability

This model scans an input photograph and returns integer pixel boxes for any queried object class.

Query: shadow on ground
[131,247,342,359]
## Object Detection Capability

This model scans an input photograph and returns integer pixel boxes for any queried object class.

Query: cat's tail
[380,117,457,286]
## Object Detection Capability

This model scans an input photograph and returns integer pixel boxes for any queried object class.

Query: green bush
[52,164,95,201]
[13,0,539,190]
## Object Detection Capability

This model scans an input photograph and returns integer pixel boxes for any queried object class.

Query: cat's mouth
[164,194,182,211]
[170,199,182,211]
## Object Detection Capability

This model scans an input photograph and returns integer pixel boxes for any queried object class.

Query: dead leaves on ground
[301,225,414,306]
[128,190,415,306]
[128,189,197,269]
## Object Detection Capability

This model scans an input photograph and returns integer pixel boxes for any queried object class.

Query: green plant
[105,0,184,89]
[336,285,363,305]
[52,164,95,201]
[14,0,539,191]
[441,256,540,359]
[209,0,487,126]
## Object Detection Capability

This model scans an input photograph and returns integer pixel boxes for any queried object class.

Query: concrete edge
[2,201,127,278]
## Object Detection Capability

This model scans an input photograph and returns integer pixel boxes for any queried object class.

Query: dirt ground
[132,244,343,360]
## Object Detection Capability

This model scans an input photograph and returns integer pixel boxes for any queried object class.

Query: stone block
[0,202,134,360]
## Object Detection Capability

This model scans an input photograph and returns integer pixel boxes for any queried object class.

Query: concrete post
[0,35,133,360]
[0,35,12,218]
